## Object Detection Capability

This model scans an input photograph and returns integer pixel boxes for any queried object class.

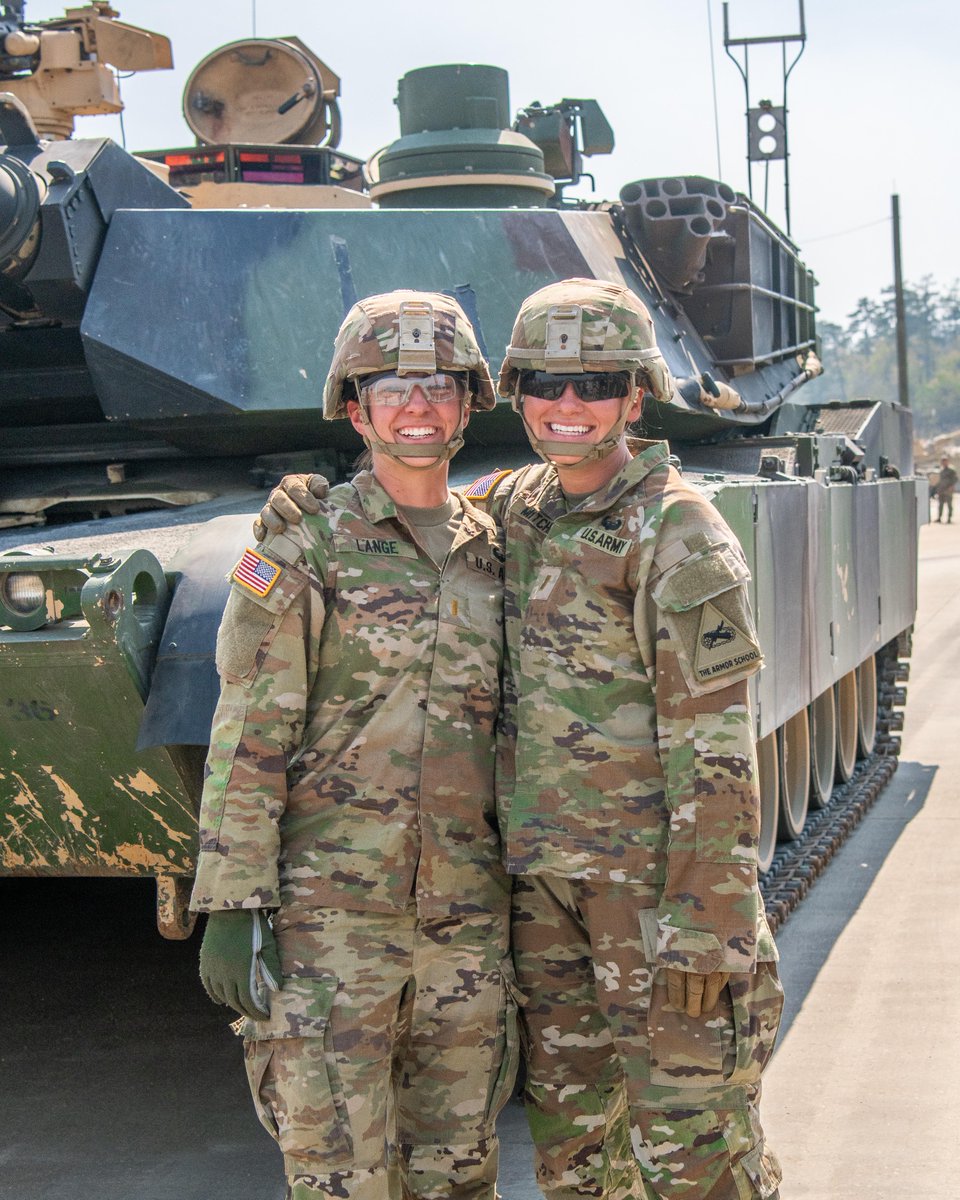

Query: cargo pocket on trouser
[483,961,525,1123]
[732,1142,782,1199]
[726,915,783,1088]
[724,1104,783,1199]
[641,909,783,1092]
[243,975,353,1175]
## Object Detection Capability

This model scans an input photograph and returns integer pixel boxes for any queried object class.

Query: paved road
[1,521,955,1199]
[762,518,960,1198]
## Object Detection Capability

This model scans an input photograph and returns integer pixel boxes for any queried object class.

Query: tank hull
[0,136,921,935]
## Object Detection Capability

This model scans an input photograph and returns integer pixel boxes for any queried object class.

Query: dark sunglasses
[518,370,633,402]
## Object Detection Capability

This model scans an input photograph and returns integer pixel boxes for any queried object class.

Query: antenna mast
[723,0,806,234]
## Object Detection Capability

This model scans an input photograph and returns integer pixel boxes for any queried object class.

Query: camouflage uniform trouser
[512,877,783,1200]
[242,904,520,1200]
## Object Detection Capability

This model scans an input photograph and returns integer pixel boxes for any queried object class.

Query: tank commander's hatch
[182,37,342,148]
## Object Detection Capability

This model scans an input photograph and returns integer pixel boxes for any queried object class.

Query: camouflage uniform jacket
[935,464,958,495]
[489,440,767,975]
[191,470,509,920]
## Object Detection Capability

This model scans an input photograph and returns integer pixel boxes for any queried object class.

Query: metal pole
[892,193,910,408]
[782,42,791,235]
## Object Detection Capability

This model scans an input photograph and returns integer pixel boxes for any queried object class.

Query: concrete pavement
[763,520,960,1198]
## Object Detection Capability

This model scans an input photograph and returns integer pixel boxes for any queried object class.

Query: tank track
[759,635,908,935]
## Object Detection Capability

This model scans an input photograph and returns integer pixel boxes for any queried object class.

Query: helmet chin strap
[357,399,466,468]
[515,382,637,467]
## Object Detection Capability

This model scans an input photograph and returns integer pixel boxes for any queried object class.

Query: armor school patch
[232,547,282,597]
[694,600,762,683]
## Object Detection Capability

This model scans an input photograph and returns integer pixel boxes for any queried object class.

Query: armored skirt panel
[192,471,509,920]
[493,441,766,975]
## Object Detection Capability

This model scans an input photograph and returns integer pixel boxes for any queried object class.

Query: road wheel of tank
[808,687,837,808]
[756,731,779,873]
[835,669,859,782]
[777,710,810,841]
[857,653,879,757]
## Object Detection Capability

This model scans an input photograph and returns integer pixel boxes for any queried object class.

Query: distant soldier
[191,291,518,1200]
[258,278,784,1199]
[934,455,958,522]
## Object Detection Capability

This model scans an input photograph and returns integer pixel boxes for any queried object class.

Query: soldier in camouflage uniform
[933,455,958,522]
[191,291,519,1200]
[479,279,783,1200]
[257,279,784,1199]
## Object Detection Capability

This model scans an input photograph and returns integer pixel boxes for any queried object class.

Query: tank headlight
[1,571,45,616]
[0,558,96,631]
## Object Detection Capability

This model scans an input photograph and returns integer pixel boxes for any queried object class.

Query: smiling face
[347,374,470,469]
[520,381,642,467]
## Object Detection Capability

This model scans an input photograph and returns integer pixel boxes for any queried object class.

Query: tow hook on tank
[156,874,197,940]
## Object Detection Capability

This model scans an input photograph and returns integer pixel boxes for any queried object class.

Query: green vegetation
[806,278,960,436]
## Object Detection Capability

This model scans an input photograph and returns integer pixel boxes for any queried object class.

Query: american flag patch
[232,548,282,597]
[463,468,512,500]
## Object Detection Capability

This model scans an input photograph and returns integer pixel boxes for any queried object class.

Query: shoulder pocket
[216,570,307,685]
[654,545,762,697]
[652,543,749,612]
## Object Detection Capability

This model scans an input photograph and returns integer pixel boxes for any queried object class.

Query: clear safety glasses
[359,371,466,407]
[519,370,633,402]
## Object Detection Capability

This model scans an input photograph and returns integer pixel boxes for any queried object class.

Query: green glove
[199,909,282,1021]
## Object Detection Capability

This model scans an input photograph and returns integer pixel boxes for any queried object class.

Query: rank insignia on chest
[232,547,282,597]
[694,600,761,682]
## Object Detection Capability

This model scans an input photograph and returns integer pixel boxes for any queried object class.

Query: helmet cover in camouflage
[323,289,496,419]
[497,277,673,404]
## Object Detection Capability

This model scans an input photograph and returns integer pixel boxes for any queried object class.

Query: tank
[0,7,923,936]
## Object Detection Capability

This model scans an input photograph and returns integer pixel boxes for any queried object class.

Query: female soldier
[192,291,519,1200]
[484,278,782,1200]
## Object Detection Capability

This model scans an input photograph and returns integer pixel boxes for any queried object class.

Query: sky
[18,0,958,324]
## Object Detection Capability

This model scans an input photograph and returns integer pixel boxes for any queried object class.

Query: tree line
[803,277,960,436]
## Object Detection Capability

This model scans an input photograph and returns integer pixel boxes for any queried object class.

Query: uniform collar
[522,438,671,516]
[352,469,497,545]
[352,470,401,524]
[580,438,671,512]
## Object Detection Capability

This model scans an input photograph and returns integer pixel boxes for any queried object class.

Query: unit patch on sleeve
[231,547,282,597]
[693,599,762,683]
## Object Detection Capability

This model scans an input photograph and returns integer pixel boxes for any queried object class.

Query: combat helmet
[498,277,674,464]
[322,289,496,465]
